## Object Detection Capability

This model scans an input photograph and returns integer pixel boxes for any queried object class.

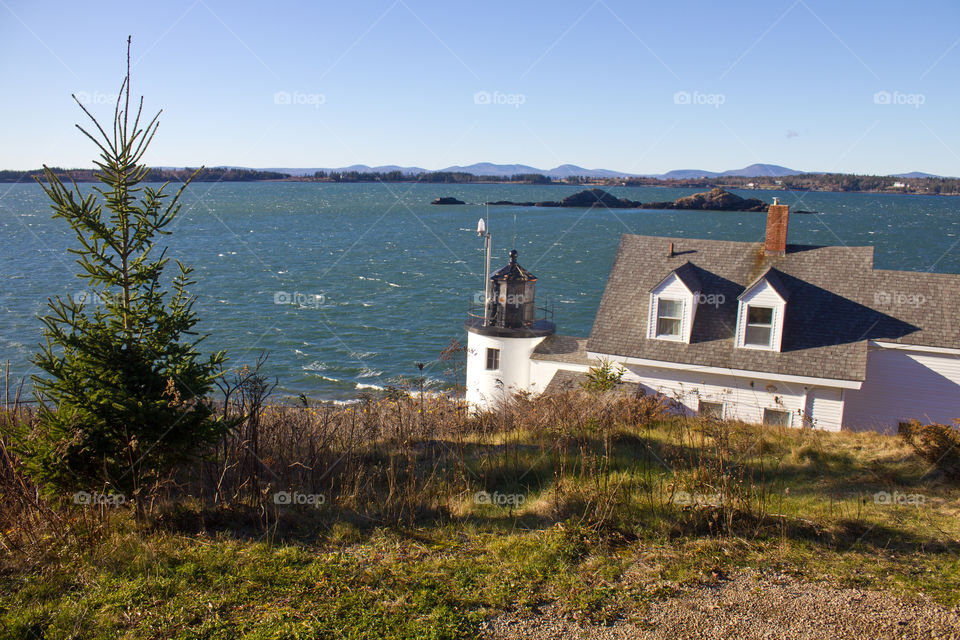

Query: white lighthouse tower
[465,239,555,409]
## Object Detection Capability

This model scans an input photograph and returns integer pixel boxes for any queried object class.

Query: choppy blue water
[1,182,958,401]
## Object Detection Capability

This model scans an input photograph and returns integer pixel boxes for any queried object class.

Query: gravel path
[480,570,960,640]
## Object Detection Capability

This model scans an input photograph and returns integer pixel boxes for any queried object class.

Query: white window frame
[763,408,792,427]
[698,400,724,420]
[647,271,698,344]
[655,298,684,340]
[736,277,786,352]
[485,348,500,371]
[743,305,774,348]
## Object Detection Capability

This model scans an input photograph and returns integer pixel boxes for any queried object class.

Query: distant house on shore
[465,202,960,433]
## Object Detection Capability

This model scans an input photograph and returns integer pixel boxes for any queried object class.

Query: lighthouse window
[485,348,500,370]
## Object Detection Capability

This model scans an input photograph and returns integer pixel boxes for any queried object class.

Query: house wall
[842,345,960,433]
[616,363,843,431]
[809,386,845,430]
[530,359,591,394]
[527,357,845,431]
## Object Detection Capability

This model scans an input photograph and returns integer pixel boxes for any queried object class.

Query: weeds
[2,371,959,637]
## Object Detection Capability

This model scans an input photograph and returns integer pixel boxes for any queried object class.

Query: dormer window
[736,268,789,352]
[656,299,684,338]
[648,262,701,344]
[744,306,774,347]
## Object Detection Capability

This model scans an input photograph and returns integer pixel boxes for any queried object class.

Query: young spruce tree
[22,39,227,501]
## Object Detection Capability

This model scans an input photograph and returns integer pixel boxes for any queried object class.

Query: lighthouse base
[464,320,555,410]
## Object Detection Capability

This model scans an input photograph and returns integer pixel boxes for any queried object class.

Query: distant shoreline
[2,168,958,196]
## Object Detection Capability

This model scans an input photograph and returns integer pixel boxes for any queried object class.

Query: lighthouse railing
[466,301,554,328]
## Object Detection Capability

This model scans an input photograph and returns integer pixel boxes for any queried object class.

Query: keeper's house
[465,202,960,433]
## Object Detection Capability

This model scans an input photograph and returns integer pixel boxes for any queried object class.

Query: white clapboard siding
[616,363,845,430]
[529,357,848,430]
[808,386,844,431]
[843,347,960,433]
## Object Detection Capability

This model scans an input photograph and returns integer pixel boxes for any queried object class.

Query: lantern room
[489,249,537,329]
[465,248,554,339]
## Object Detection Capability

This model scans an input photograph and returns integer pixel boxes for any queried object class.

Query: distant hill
[440,162,541,176]
[202,162,804,179]
[543,164,629,179]
[721,163,803,178]
[437,162,805,179]
[890,171,942,179]
[658,164,803,180]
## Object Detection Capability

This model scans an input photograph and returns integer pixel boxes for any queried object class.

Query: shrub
[898,419,960,480]
[580,358,625,393]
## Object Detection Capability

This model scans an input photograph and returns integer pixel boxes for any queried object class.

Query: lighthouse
[465,247,555,409]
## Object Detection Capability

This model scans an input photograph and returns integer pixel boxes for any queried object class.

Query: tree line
[5,165,958,194]
[0,167,288,183]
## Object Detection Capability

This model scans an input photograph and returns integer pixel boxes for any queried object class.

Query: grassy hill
[2,390,958,638]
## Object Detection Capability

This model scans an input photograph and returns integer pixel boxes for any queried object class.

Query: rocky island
[640,187,768,212]
[477,187,771,211]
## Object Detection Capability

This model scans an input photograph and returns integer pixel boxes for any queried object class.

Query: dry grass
[2,386,959,638]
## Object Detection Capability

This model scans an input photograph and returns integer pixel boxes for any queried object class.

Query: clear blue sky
[2,0,958,175]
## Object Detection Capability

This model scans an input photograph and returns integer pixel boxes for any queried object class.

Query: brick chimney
[764,198,789,256]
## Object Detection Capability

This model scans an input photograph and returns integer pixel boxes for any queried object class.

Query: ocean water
[1,182,958,401]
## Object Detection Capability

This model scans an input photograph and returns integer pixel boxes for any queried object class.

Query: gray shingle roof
[740,267,791,302]
[542,369,588,394]
[542,369,641,395]
[531,335,593,365]
[586,235,960,382]
[651,261,701,294]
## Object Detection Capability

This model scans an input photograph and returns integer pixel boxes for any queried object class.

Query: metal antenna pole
[483,204,492,326]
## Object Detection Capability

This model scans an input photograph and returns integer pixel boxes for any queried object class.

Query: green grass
[3,414,959,639]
